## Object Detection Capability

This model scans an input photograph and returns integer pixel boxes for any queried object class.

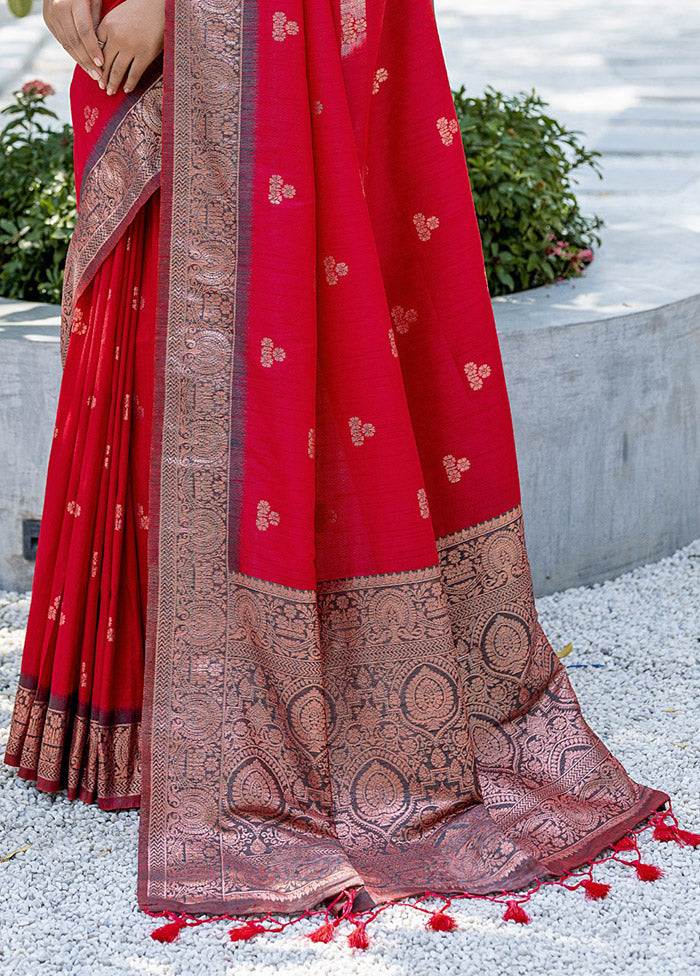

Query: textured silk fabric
[3,193,159,807]
[135,0,669,915]
[2,0,162,806]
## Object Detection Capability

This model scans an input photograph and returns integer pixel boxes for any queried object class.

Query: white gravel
[1,538,699,976]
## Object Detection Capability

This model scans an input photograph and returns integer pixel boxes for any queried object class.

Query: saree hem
[537,787,670,876]
[3,181,159,812]
[138,790,672,917]
[5,765,141,812]
[5,682,142,809]
[137,872,367,916]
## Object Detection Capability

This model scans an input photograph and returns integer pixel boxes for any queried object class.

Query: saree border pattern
[5,682,141,807]
[140,484,666,911]
[60,72,163,367]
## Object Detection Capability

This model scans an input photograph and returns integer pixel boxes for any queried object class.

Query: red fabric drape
[4,191,159,807]
[4,0,677,926]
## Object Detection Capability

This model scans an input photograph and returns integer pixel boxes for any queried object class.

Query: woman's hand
[43,0,105,82]
[96,0,165,95]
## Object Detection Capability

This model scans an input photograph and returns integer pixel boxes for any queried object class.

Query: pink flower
[21,79,55,98]
[576,248,594,264]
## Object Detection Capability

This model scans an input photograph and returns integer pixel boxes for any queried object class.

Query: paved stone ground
[436,0,700,325]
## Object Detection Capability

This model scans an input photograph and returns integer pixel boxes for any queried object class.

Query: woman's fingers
[43,0,103,81]
[72,4,105,70]
[62,26,101,81]
[105,52,134,96]
[122,56,148,94]
[97,38,117,90]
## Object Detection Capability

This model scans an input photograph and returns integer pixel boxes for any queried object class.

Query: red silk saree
[6,0,684,931]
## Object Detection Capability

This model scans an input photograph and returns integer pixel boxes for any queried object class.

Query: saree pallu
[4,0,671,918]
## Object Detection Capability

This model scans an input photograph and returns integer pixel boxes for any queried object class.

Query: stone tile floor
[436,0,700,325]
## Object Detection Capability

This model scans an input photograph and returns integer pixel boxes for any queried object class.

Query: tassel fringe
[347,922,371,949]
[308,920,339,943]
[229,921,266,942]
[653,821,679,843]
[581,879,611,900]
[654,822,700,847]
[426,910,458,932]
[612,835,637,852]
[674,828,700,847]
[143,800,697,948]
[150,919,186,943]
[634,861,664,882]
[502,900,531,924]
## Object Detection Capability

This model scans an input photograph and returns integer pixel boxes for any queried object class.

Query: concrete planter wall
[499,293,700,594]
[1,292,699,596]
[0,299,63,594]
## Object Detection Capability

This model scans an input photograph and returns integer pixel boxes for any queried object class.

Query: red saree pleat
[4,191,159,809]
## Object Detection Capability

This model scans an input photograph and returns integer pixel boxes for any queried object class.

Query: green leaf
[494,265,515,290]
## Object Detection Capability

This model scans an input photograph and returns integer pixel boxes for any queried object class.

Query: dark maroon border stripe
[12,675,142,725]
[227,0,262,574]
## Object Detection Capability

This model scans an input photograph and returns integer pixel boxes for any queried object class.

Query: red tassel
[653,822,680,843]
[150,919,186,943]
[229,921,266,942]
[674,828,700,847]
[612,835,637,852]
[426,911,458,932]
[635,861,664,882]
[581,879,611,901]
[308,920,337,943]
[347,923,370,949]
[502,900,531,924]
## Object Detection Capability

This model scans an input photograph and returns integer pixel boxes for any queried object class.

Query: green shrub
[453,85,603,295]
[0,81,76,305]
